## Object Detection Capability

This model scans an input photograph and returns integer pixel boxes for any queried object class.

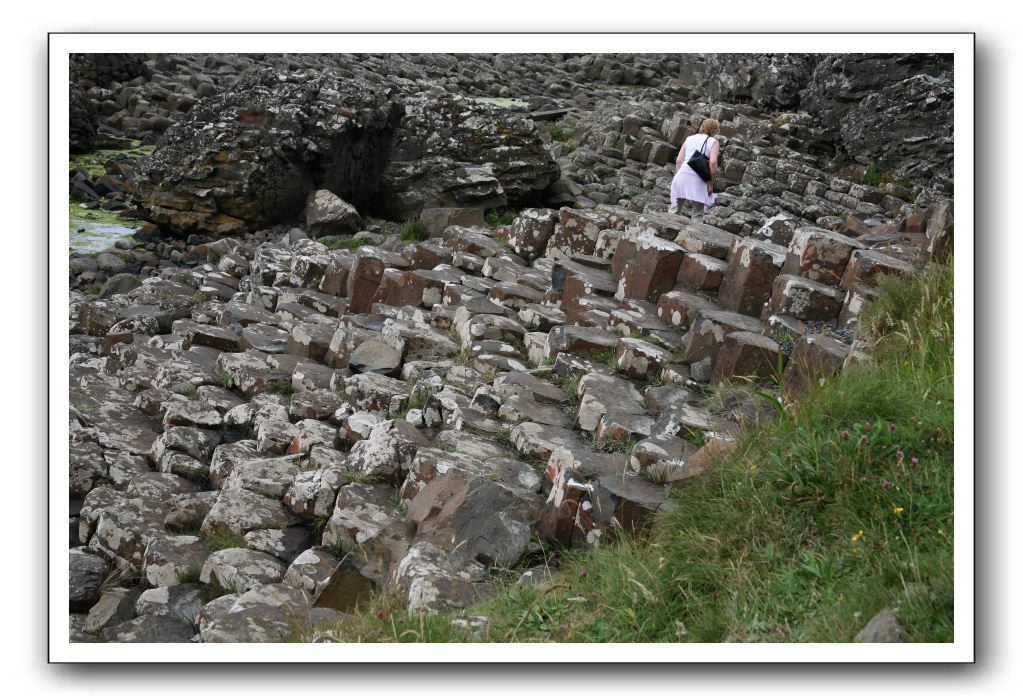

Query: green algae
[68,140,153,253]
[69,140,156,178]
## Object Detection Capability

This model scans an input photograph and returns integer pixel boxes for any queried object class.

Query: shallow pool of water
[69,203,143,254]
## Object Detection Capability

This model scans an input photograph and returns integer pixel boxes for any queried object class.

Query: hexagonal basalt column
[717,238,787,317]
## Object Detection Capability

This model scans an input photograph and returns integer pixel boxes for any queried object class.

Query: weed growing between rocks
[320,236,372,251]
[680,429,706,448]
[99,559,140,594]
[174,567,202,585]
[199,530,247,552]
[343,470,381,485]
[555,374,581,407]
[591,434,636,455]
[485,209,519,228]
[863,163,891,187]
[201,578,238,603]
[400,220,429,243]
[266,382,297,399]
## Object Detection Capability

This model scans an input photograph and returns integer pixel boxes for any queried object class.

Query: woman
[669,118,720,220]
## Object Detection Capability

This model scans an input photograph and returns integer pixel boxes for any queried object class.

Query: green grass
[395,389,429,420]
[485,209,519,228]
[401,220,429,243]
[555,374,581,407]
[680,429,707,448]
[589,347,617,368]
[266,382,297,398]
[174,567,202,585]
[326,535,356,560]
[320,236,373,251]
[299,261,954,643]
[69,141,156,177]
[201,578,239,603]
[343,470,381,485]
[550,126,569,142]
[863,163,892,188]
[590,434,637,455]
[199,530,248,552]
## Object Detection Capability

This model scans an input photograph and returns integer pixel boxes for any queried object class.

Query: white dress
[670,134,717,209]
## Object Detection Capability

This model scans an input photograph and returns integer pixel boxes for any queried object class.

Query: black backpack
[687,136,713,182]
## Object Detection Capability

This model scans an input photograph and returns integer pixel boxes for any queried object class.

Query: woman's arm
[675,141,687,172]
[707,140,720,193]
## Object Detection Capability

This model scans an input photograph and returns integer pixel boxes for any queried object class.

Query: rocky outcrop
[135,70,558,235]
[69,82,97,154]
[373,95,559,220]
[674,54,822,110]
[70,53,148,90]
[135,68,403,236]
[803,54,954,181]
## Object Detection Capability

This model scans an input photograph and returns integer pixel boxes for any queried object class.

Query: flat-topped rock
[679,309,765,364]
[657,290,720,330]
[782,226,866,286]
[718,237,788,316]
[766,274,845,322]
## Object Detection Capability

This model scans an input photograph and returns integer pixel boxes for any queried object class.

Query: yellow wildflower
[851,529,864,543]
[893,506,904,515]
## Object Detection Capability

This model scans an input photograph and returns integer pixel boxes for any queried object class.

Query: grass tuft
[863,164,891,187]
[199,530,248,552]
[401,220,429,243]
[201,578,238,603]
[485,209,519,228]
[591,435,637,455]
[343,470,381,486]
[321,236,372,251]
[174,567,202,585]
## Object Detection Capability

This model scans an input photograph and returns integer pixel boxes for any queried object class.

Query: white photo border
[50,32,974,663]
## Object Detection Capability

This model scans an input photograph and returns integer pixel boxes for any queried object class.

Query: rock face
[803,54,954,180]
[136,72,557,235]
[70,82,97,155]
[372,95,559,220]
[70,53,147,89]
[676,54,821,109]
[136,68,403,236]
